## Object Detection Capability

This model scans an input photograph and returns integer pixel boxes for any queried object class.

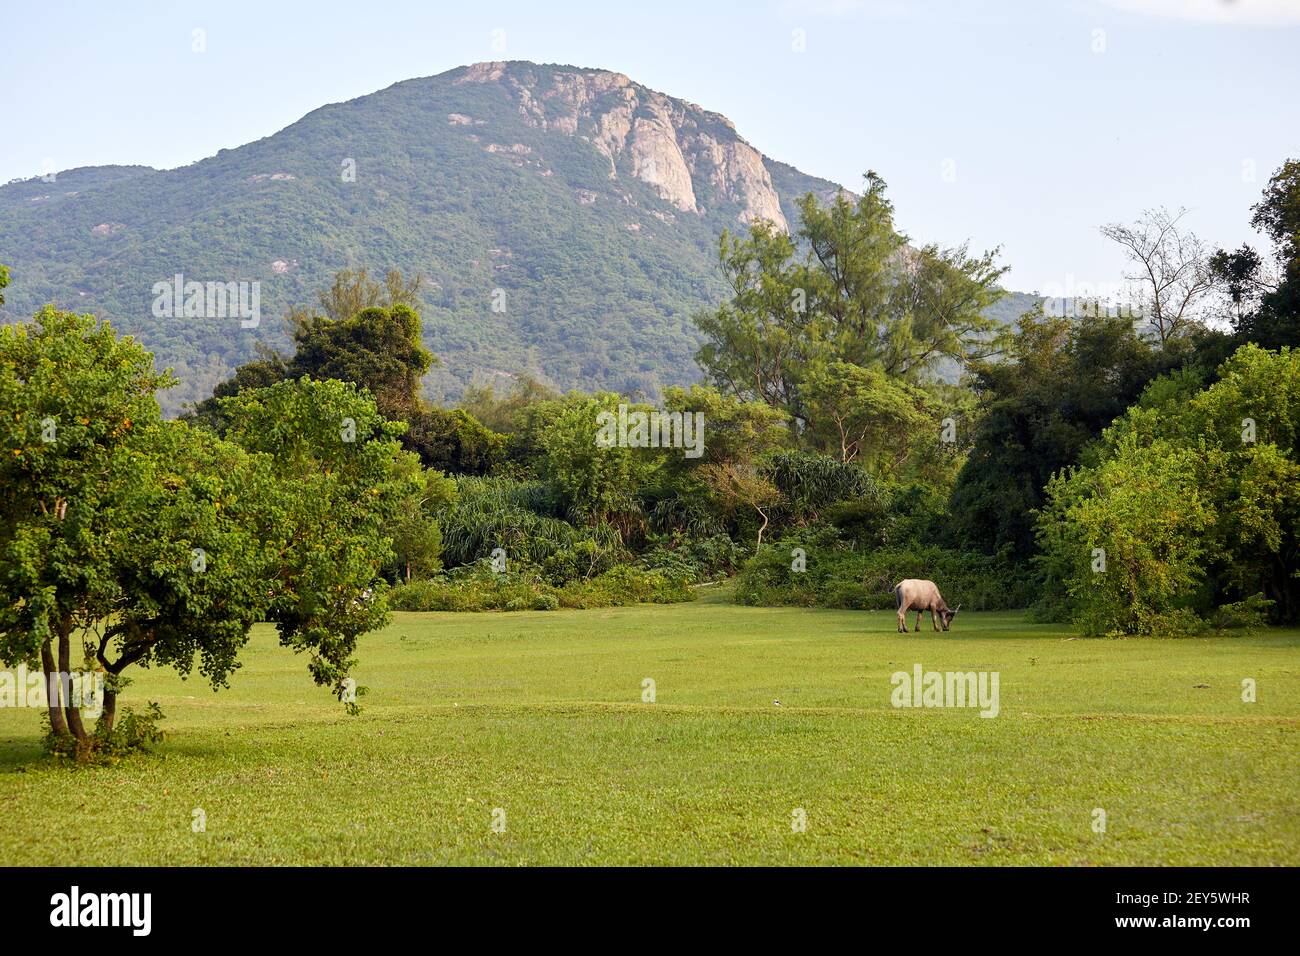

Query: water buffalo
[893,579,960,633]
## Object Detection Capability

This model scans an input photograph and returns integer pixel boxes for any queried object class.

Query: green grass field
[2,588,1297,866]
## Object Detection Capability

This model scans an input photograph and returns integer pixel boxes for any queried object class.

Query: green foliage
[694,172,1007,436]
[404,406,504,474]
[734,531,1030,610]
[534,392,662,528]
[761,451,886,528]
[1036,344,1300,633]
[458,375,561,435]
[661,384,790,466]
[387,455,456,582]
[287,303,433,420]
[388,561,694,612]
[0,311,411,755]
[949,311,1193,557]
[1207,594,1274,633]
[191,294,433,429]
[801,361,935,472]
[218,377,418,694]
[1216,159,1300,350]
[637,533,747,583]
[438,475,625,579]
[1036,435,1213,636]
[45,702,166,762]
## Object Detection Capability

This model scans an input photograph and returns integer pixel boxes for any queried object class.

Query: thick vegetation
[3,158,1299,762]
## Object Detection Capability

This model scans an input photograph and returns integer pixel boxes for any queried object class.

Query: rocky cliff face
[456,61,789,230]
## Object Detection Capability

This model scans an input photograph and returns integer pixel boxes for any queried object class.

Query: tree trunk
[755,506,769,550]
[57,619,90,754]
[40,636,68,737]
[97,689,117,737]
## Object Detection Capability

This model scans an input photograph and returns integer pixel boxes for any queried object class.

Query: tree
[404,406,504,475]
[697,461,781,549]
[388,456,457,582]
[218,377,417,695]
[660,384,789,467]
[695,172,1007,433]
[1036,434,1212,635]
[800,361,932,469]
[1036,344,1300,631]
[287,268,424,329]
[535,393,662,531]
[948,311,1188,558]
[1,307,174,749]
[0,310,415,757]
[1210,159,1300,350]
[288,303,433,421]
[1101,207,1213,344]
[0,262,9,305]
[193,270,434,428]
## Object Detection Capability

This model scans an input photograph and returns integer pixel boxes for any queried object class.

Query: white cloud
[1096,0,1300,26]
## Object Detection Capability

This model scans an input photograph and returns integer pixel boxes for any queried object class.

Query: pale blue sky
[3,0,1297,290]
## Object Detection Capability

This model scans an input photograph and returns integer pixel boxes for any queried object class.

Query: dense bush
[389,561,694,612]
[1036,345,1300,633]
[734,531,1031,611]
[438,475,626,580]
[637,533,748,583]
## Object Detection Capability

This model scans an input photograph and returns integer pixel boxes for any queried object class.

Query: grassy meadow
[1,587,1296,866]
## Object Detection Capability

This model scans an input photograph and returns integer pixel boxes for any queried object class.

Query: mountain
[0,61,1029,415]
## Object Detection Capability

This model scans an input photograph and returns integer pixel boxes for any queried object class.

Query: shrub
[637,533,747,583]
[388,561,694,612]
[1207,594,1274,633]
[735,532,1031,610]
[44,702,166,763]
[439,476,625,580]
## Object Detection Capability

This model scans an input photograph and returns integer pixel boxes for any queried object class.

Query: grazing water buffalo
[893,579,960,633]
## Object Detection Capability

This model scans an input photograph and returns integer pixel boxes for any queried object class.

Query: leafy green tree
[695,173,1007,430]
[1037,435,1212,635]
[219,377,418,693]
[1,307,174,749]
[388,456,457,582]
[404,406,504,475]
[800,361,933,471]
[192,270,434,430]
[949,312,1188,558]
[1211,159,1300,349]
[536,392,663,531]
[288,303,432,421]
[1,311,414,756]
[1036,344,1300,631]
[661,384,789,466]
[287,268,424,329]
[0,262,9,305]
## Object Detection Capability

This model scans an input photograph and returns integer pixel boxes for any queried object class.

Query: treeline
[174,165,1300,634]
